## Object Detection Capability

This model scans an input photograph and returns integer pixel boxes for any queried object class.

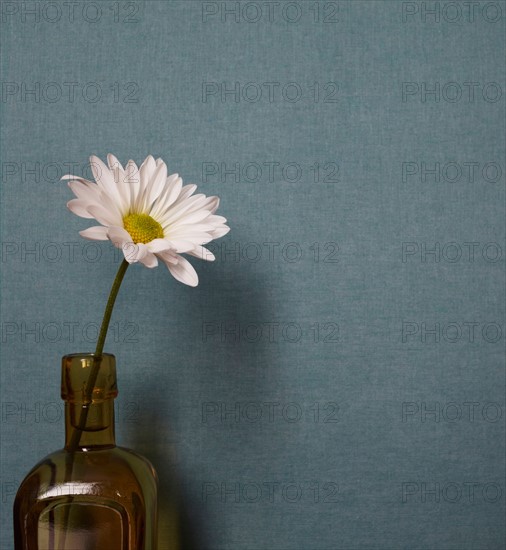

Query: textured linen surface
[0,1,505,549]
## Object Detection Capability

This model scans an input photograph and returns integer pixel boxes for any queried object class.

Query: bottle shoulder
[115,445,158,477]
[15,445,157,501]
[22,445,155,463]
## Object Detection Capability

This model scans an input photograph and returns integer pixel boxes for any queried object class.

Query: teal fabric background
[1,1,505,548]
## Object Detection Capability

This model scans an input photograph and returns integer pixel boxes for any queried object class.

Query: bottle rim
[63,352,115,359]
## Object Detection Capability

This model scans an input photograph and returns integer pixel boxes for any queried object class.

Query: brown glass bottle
[13,353,158,549]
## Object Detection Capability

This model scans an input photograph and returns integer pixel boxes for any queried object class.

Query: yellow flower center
[123,213,164,244]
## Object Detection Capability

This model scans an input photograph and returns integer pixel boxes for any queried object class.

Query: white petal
[124,242,148,263]
[140,155,157,184]
[165,231,213,246]
[137,156,156,211]
[139,250,158,268]
[89,155,128,217]
[157,249,179,265]
[165,209,211,227]
[196,196,219,214]
[165,255,198,287]
[187,245,215,262]
[177,184,197,201]
[146,238,173,253]
[68,180,100,202]
[171,192,206,213]
[97,189,126,219]
[148,175,181,220]
[89,155,115,191]
[147,161,168,206]
[166,173,179,185]
[211,225,231,239]
[160,195,208,226]
[208,196,220,214]
[119,243,141,264]
[165,228,213,244]
[108,226,133,247]
[168,223,214,234]
[124,160,140,210]
[108,228,143,265]
[87,204,122,227]
[163,239,197,253]
[107,153,124,172]
[163,175,183,206]
[79,226,109,241]
[62,174,95,185]
[67,199,95,219]
[208,215,227,225]
[107,154,128,210]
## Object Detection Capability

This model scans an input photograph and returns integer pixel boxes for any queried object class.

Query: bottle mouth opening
[63,352,115,359]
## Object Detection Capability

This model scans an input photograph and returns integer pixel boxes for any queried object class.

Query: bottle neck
[64,400,116,450]
[61,353,118,451]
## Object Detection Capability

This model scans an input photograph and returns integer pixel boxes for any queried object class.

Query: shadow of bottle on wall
[125,382,209,550]
[128,263,276,549]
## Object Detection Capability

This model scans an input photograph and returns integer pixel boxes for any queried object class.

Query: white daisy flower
[63,154,230,287]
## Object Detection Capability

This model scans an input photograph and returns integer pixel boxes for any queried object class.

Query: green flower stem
[58,258,129,550]
[69,257,130,448]
[95,257,131,356]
